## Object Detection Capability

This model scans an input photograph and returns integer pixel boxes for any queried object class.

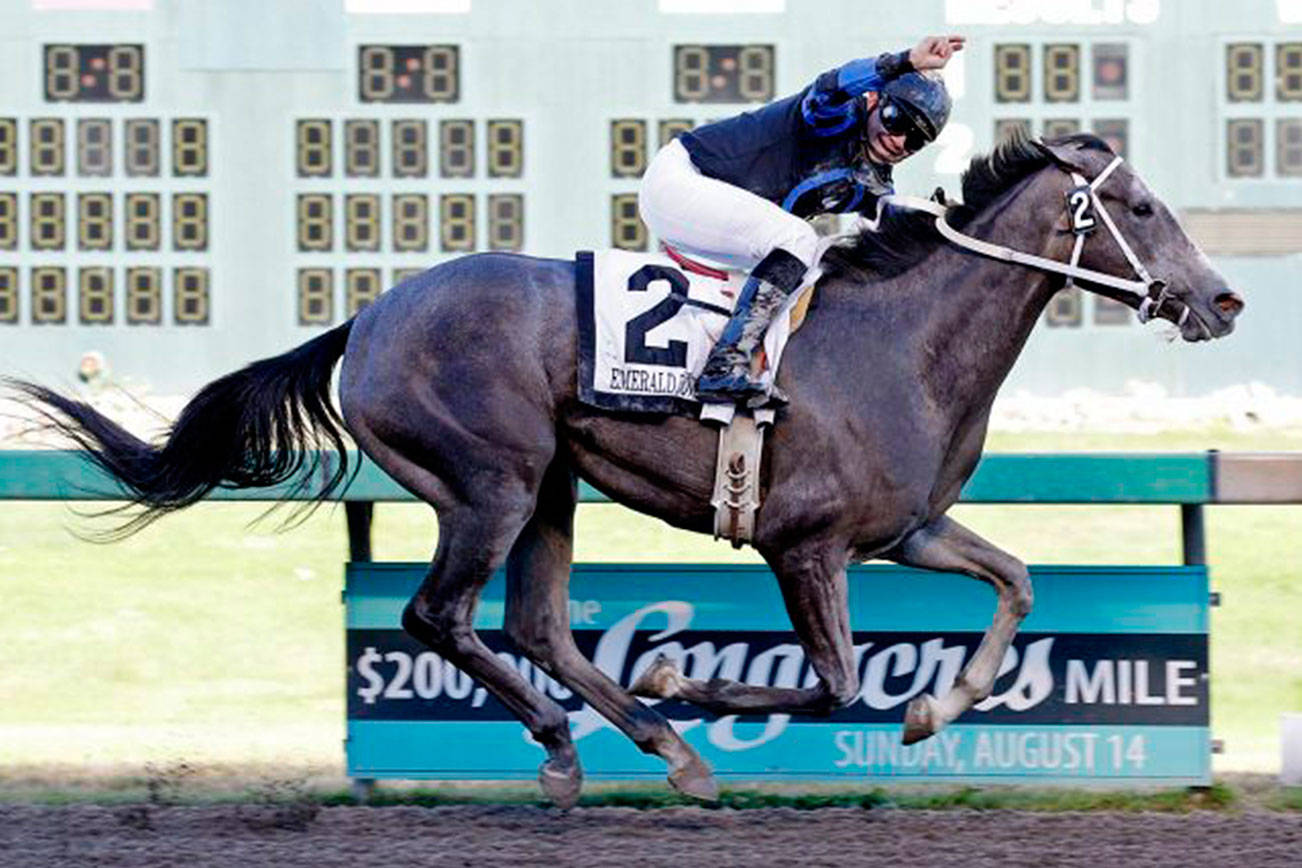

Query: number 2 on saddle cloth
[661,243,820,375]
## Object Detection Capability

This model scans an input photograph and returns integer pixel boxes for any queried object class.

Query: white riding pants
[638,139,820,271]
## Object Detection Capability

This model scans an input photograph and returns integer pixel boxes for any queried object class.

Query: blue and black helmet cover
[880,71,952,142]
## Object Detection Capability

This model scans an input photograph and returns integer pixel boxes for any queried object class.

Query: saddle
[576,243,831,549]
[663,244,819,335]
[661,244,821,550]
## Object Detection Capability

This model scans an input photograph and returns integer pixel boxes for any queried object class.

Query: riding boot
[696,248,807,404]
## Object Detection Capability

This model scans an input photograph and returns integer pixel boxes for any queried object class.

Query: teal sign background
[345,563,1210,785]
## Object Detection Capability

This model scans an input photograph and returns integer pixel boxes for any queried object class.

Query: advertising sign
[346,563,1209,785]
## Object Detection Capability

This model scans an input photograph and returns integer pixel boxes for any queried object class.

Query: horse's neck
[913,208,1059,408]
[832,180,1061,427]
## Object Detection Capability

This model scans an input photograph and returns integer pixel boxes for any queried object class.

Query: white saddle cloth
[576,249,805,414]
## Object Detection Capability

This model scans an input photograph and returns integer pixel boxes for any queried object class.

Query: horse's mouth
[1178,306,1231,343]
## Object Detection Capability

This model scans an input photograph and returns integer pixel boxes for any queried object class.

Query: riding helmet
[880,71,952,144]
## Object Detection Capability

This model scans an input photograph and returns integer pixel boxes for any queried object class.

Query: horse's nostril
[1215,291,1245,317]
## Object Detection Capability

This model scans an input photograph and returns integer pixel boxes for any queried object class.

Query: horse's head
[1033,135,1244,342]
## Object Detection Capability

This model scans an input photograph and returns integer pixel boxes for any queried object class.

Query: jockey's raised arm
[801,48,921,135]
[638,36,962,407]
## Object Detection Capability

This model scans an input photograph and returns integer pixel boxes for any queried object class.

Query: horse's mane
[820,131,1114,281]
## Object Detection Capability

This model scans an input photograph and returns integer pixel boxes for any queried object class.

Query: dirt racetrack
[2,803,1300,867]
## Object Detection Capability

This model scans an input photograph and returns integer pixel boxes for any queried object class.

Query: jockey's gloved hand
[909,35,965,71]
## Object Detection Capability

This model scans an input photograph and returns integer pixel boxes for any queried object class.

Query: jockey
[639,36,963,405]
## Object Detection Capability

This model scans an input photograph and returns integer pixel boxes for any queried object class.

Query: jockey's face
[863,94,916,164]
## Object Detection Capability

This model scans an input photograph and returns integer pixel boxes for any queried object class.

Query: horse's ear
[1034,135,1109,174]
[1036,137,1088,173]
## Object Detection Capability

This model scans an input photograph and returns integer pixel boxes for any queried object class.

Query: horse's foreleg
[890,515,1033,744]
[504,460,718,802]
[631,544,861,716]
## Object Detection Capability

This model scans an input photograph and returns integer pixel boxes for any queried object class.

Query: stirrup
[695,372,766,405]
[746,386,788,409]
[697,386,767,405]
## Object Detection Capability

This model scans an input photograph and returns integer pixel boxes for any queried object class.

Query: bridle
[1056,156,1185,326]
[859,154,1194,330]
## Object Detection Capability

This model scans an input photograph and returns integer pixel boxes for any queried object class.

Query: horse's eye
[1132,202,1154,218]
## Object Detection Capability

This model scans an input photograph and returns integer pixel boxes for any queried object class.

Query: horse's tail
[8,320,355,536]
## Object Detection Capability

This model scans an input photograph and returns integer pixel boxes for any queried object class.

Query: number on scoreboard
[346,120,381,177]
[392,194,428,252]
[125,193,160,251]
[44,44,144,102]
[1043,44,1080,103]
[391,120,428,178]
[0,119,15,175]
[77,193,113,251]
[1279,118,1302,176]
[173,267,210,325]
[30,193,65,250]
[346,268,383,316]
[486,120,524,178]
[610,193,646,251]
[298,268,334,326]
[31,267,67,324]
[1222,41,1301,177]
[673,45,774,103]
[1226,43,1264,102]
[439,194,475,252]
[78,267,114,325]
[125,119,160,176]
[298,194,333,252]
[439,120,474,178]
[1226,119,1264,177]
[172,193,208,251]
[488,194,523,252]
[30,119,65,176]
[0,193,16,250]
[296,120,332,177]
[126,267,162,325]
[172,119,208,177]
[994,44,1032,103]
[610,119,647,178]
[358,45,459,103]
[77,119,112,176]
[0,268,17,323]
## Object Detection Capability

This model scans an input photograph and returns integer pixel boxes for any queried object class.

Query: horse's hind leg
[351,429,581,806]
[890,515,1033,744]
[400,503,586,804]
[503,459,718,801]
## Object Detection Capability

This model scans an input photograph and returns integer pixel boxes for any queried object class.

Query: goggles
[878,98,931,152]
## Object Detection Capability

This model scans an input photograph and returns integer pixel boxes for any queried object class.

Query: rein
[859,155,1188,328]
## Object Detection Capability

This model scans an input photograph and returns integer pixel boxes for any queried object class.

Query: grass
[0,755,1259,812]
[325,781,1241,812]
[0,762,1264,812]
[1,425,1300,800]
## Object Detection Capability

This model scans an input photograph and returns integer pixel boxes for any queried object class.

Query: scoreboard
[290,43,526,326]
[0,0,1298,397]
[1,38,212,333]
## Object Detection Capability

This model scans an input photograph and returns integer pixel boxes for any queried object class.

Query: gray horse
[12,134,1243,807]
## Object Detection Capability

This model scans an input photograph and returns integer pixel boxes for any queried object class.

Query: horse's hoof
[538,758,583,810]
[629,654,683,699]
[902,693,939,745]
[668,759,719,803]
